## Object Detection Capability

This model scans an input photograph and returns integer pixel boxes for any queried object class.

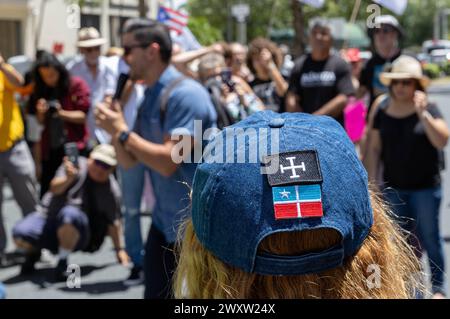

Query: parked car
[429,49,450,66]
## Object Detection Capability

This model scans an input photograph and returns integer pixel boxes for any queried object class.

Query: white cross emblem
[280,157,306,179]
[280,189,290,199]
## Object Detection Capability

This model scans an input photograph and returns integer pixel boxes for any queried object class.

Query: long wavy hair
[174,191,423,299]
[29,51,71,104]
[246,37,284,76]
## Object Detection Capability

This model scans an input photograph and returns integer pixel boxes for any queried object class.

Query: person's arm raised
[415,91,449,150]
[0,54,24,88]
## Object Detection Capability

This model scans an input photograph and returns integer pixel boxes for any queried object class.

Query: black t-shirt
[373,100,444,190]
[40,157,121,251]
[250,78,285,113]
[359,51,401,109]
[288,53,355,125]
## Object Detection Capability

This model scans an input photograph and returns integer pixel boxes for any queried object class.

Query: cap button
[269,118,285,128]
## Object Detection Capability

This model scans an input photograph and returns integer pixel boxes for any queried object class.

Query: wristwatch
[118,130,131,146]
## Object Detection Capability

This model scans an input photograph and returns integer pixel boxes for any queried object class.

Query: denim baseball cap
[191,111,373,276]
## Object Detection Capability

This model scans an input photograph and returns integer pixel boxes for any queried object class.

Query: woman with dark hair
[246,37,288,112]
[30,51,90,198]
[366,55,449,298]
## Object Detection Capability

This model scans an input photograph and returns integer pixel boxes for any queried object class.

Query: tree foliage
[187,0,450,47]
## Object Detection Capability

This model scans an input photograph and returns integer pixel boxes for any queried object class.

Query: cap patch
[264,151,323,220]
[265,150,322,186]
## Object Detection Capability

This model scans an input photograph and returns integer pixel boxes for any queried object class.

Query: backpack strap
[159,76,187,128]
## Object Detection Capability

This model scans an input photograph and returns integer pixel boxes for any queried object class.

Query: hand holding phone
[64,142,79,168]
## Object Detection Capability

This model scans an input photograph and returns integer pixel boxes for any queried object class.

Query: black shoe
[20,250,41,275]
[54,259,69,282]
[123,266,144,286]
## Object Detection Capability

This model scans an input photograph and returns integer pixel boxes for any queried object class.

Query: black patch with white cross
[264,150,322,186]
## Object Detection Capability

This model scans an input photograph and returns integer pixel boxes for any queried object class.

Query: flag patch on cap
[272,185,323,219]
[265,150,322,186]
[264,150,324,220]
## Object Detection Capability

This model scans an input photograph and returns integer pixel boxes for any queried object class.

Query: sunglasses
[374,26,396,35]
[391,79,415,87]
[94,159,112,170]
[85,46,101,53]
[123,43,151,56]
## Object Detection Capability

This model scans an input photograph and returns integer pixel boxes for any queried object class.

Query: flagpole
[342,0,362,49]
[350,0,362,24]
[148,0,160,19]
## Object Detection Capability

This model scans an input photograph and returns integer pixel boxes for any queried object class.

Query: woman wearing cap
[174,111,422,299]
[366,55,449,299]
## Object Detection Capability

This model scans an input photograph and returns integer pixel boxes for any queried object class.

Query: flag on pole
[158,5,189,34]
[158,0,201,51]
[373,0,408,15]
[298,0,325,9]
[171,26,202,51]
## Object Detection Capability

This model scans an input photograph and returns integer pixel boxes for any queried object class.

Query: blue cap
[191,111,373,276]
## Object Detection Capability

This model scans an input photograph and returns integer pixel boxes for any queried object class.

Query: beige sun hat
[90,144,117,167]
[77,27,107,48]
[379,55,430,88]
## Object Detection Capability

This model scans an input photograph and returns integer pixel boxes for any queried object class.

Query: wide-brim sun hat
[77,27,107,48]
[380,55,430,88]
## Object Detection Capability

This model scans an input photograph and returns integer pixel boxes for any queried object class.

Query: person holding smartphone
[365,56,449,298]
[12,144,129,281]
[198,53,264,126]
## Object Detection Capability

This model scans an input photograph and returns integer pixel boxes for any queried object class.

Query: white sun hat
[380,55,430,88]
[77,27,107,48]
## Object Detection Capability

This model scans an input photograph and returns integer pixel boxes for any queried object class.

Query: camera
[47,100,59,114]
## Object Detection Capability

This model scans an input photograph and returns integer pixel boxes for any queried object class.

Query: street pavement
[1,85,450,298]
[0,188,151,299]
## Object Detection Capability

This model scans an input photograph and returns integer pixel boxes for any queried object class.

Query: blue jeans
[118,164,145,268]
[384,186,446,295]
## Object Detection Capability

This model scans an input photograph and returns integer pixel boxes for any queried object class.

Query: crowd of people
[0,14,448,299]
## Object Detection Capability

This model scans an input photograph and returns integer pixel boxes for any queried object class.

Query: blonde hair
[174,191,423,299]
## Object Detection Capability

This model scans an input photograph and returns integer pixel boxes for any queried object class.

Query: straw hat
[379,55,430,88]
[77,27,107,48]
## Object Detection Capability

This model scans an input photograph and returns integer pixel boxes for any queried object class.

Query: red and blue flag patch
[272,185,323,219]
[264,150,324,220]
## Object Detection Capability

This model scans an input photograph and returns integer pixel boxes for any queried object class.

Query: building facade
[0,0,158,59]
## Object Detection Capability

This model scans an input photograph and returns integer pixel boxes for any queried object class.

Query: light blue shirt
[134,66,217,243]
[68,56,116,143]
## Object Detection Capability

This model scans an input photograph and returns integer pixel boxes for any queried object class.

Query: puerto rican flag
[272,184,323,220]
[158,5,189,34]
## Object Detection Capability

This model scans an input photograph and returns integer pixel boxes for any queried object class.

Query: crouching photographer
[12,144,128,281]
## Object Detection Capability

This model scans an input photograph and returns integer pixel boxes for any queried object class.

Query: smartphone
[64,142,79,167]
[220,69,235,91]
